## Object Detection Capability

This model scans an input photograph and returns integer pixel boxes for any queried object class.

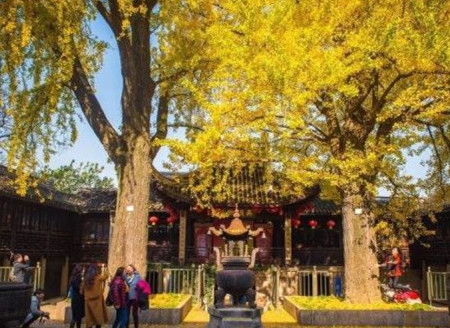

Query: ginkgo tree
[166,0,450,303]
[0,0,219,273]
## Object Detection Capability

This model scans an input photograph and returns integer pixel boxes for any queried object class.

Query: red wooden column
[285,211,292,266]
[178,209,187,264]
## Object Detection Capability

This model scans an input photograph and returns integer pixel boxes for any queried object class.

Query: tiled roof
[0,165,81,212]
[0,165,331,213]
[153,166,320,207]
[312,198,340,214]
[74,188,166,213]
[0,165,165,213]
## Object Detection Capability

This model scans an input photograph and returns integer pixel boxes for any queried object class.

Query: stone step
[223,317,253,322]
[221,318,262,328]
[208,306,263,328]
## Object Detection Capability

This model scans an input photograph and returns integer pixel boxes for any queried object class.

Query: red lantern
[266,205,281,214]
[326,219,336,229]
[308,219,318,229]
[149,216,159,226]
[292,218,301,229]
[167,216,175,226]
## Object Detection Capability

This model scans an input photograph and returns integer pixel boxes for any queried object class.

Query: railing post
[328,268,334,296]
[158,267,164,294]
[427,267,432,305]
[34,262,41,291]
[298,271,302,296]
[446,264,450,313]
[196,265,202,302]
[312,266,318,297]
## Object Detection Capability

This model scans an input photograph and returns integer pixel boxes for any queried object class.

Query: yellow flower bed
[149,294,190,308]
[288,296,434,311]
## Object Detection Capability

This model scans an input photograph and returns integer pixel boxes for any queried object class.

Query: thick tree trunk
[341,189,381,303]
[108,135,151,275]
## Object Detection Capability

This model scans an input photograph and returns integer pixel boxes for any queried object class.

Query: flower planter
[284,296,449,327]
[141,295,192,325]
[0,282,33,328]
[64,295,192,325]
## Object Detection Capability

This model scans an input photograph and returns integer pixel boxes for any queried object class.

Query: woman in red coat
[111,267,128,328]
[380,247,403,288]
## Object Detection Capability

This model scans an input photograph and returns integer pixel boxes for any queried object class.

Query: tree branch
[168,123,204,132]
[145,0,158,12]
[70,58,123,162]
[94,0,120,36]
[439,126,450,153]
[307,122,329,140]
[150,94,169,159]
[427,124,446,199]
[378,72,414,106]
[156,69,188,85]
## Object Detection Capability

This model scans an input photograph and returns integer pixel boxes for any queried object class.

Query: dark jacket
[13,261,31,283]
[69,276,85,321]
[111,277,127,308]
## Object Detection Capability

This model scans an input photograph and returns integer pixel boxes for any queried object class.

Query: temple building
[0,165,448,298]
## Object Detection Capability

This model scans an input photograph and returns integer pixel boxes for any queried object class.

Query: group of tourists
[10,253,33,284]
[69,263,150,328]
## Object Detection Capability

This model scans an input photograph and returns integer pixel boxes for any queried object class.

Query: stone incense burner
[208,206,264,308]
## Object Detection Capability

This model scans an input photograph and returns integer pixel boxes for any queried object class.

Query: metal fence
[144,265,344,305]
[0,262,42,291]
[295,266,344,297]
[259,265,344,307]
[426,267,447,304]
[147,265,205,301]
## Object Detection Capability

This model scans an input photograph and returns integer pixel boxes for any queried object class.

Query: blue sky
[48,17,171,182]
[48,17,430,195]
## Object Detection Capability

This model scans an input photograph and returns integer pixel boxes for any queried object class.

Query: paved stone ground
[39,321,300,327]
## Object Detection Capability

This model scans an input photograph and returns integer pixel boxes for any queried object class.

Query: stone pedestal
[208,306,263,328]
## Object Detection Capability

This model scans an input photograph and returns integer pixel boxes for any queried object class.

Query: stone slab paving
[39,321,300,327]
[184,307,297,324]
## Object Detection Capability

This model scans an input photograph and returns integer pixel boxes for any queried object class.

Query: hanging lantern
[167,216,175,226]
[266,205,281,214]
[194,205,203,213]
[292,218,301,229]
[308,219,318,229]
[149,216,159,226]
[326,219,336,229]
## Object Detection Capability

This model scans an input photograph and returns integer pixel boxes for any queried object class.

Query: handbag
[105,284,114,306]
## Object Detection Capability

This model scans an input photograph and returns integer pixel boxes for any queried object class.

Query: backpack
[136,279,151,310]
[136,279,151,295]
[105,283,114,306]
[9,267,17,282]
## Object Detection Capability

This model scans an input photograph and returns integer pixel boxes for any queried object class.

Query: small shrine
[207,205,264,328]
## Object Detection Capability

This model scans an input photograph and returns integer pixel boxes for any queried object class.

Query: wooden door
[254,224,273,265]
[194,224,210,262]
